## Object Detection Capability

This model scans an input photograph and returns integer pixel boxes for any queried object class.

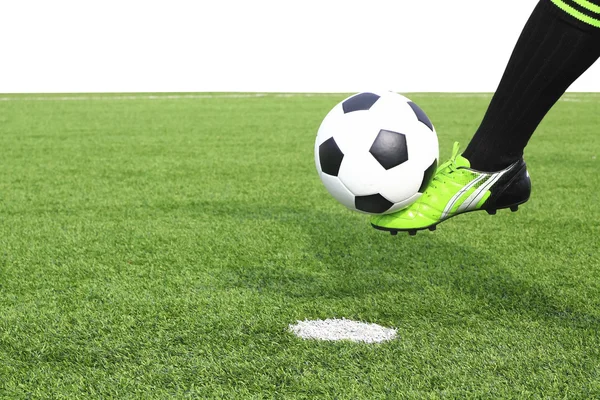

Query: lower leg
[463,0,600,172]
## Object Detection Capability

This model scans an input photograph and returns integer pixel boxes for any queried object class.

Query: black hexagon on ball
[369,130,408,170]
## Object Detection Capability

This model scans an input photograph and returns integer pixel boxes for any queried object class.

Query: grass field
[1,92,599,398]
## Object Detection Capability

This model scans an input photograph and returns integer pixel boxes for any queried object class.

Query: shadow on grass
[203,201,600,330]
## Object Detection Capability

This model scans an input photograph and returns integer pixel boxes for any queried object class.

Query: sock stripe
[565,0,600,17]
[551,0,600,27]
[573,0,600,14]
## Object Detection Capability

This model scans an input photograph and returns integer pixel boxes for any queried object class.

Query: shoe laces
[428,142,461,190]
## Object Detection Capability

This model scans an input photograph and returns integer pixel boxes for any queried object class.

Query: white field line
[414,93,598,101]
[412,93,493,98]
[0,93,343,102]
[0,92,595,102]
[553,93,599,102]
[289,318,397,344]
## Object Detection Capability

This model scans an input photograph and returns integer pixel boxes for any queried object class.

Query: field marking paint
[0,94,267,101]
[414,93,493,98]
[0,92,594,102]
[0,93,342,102]
[289,318,397,344]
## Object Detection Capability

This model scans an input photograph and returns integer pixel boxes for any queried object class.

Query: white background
[1,0,598,93]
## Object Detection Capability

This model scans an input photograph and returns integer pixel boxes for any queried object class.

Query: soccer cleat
[371,142,531,234]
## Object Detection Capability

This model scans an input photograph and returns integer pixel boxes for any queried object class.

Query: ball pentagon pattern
[315,91,439,215]
[369,129,408,170]
[318,137,344,176]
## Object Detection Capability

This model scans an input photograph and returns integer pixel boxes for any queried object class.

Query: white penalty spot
[289,318,397,344]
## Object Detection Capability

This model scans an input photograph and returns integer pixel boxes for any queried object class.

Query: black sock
[463,0,600,172]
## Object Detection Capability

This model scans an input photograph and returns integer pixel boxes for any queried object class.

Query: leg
[463,0,600,172]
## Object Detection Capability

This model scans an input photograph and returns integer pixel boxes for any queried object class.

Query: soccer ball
[315,91,439,215]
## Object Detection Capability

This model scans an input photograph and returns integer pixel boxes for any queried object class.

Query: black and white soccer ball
[315,91,439,215]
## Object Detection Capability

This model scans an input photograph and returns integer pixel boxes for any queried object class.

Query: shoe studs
[487,205,520,214]
[387,226,436,236]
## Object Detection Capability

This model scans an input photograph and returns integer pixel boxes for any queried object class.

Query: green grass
[0,92,599,398]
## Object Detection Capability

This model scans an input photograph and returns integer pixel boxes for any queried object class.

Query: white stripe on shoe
[440,174,488,220]
[456,170,507,214]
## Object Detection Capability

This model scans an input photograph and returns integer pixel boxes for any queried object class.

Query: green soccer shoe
[371,142,531,236]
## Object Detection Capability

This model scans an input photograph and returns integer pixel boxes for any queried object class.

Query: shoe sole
[371,200,528,236]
